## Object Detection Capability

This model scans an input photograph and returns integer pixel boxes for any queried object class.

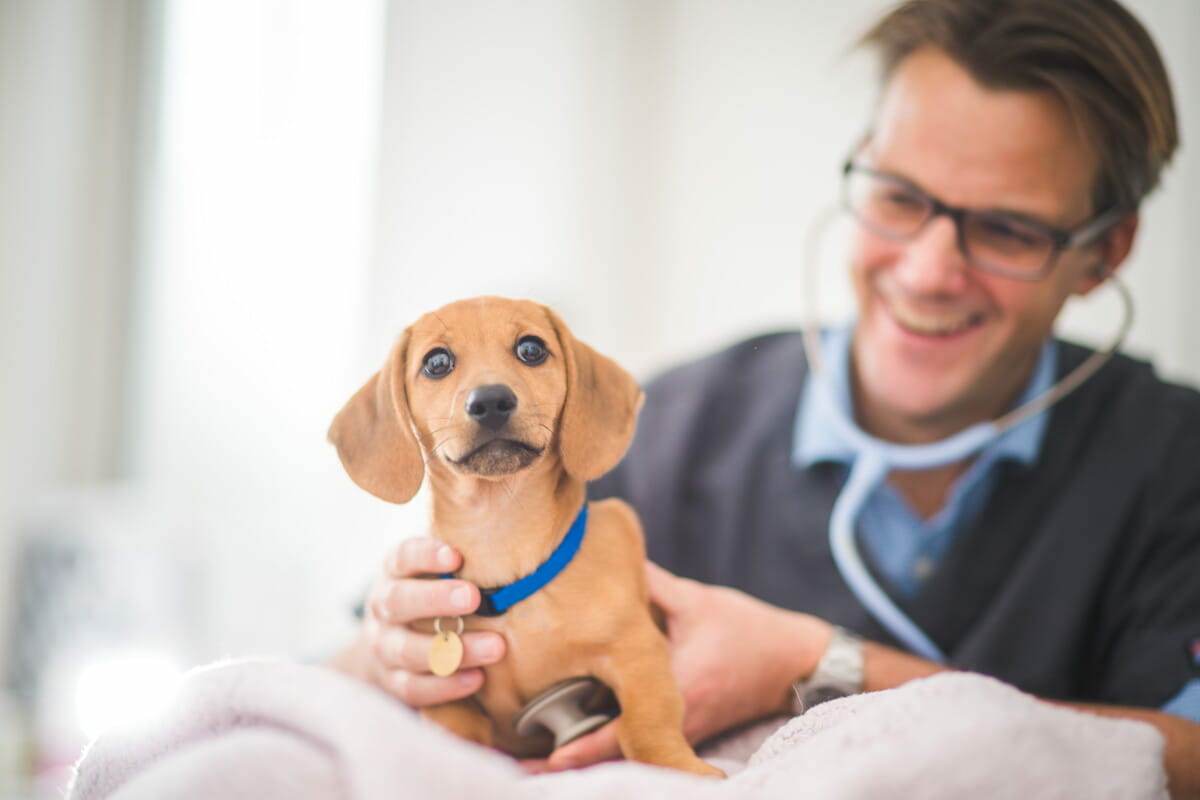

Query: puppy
[329,296,722,776]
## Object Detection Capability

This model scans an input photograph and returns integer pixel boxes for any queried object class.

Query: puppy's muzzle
[467,384,517,431]
[452,383,542,476]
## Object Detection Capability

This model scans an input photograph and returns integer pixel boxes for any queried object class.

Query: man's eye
[515,336,548,366]
[973,215,1043,249]
[883,189,925,209]
[422,348,455,378]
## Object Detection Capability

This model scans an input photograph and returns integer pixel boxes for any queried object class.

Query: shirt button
[912,556,935,582]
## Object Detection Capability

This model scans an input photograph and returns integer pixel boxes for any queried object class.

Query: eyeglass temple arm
[1068,207,1131,248]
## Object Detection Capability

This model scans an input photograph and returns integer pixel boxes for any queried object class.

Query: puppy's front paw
[682,757,726,779]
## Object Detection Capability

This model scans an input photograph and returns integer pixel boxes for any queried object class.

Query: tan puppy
[329,296,722,776]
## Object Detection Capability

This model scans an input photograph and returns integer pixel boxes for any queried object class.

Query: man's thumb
[547,719,621,770]
[644,560,689,614]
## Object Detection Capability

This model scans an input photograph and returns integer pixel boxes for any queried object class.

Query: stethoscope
[800,205,1135,661]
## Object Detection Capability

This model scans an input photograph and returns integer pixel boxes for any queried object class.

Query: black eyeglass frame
[841,161,1127,281]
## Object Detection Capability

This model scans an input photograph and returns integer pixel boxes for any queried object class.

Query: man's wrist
[790,626,865,715]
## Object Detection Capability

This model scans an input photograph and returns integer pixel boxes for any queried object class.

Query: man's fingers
[369,576,479,624]
[378,666,485,708]
[517,758,554,775]
[644,560,690,614]
[547,719,622,770]
[373,628,506,672]
[384,537,463,578]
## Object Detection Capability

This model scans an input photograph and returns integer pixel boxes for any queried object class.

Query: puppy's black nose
[466,384,517,431]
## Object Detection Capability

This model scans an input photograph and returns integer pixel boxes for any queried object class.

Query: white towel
[69,659,1167,800]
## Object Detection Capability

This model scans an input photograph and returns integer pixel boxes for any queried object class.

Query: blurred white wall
[368,0,876,379]
[125,0,391,659]
[2,0,1198,719]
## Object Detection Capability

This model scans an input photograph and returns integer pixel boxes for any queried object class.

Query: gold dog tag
[429,616,465,677]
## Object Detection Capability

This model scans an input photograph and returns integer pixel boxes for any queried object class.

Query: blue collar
[792,325,1056,469]
[443,504,589,616]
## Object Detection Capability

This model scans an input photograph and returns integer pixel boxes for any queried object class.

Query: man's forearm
[862,640,948,691]
[859,641,1199,799]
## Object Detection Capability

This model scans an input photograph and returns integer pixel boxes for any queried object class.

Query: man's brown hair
[860,0,1179,212]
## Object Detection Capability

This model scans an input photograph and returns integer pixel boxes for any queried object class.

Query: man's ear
[327,329,425,503]
[1076,213,1139,296]
[545,307,644,482]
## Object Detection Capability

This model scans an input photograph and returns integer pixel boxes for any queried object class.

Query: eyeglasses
[841,162,1125,280]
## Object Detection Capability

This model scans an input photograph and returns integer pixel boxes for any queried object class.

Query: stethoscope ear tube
[801,204,845,379]
[800,205,1135,659]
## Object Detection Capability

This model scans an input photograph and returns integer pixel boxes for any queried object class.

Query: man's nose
[893,214,971,292]
[466,384,518,431]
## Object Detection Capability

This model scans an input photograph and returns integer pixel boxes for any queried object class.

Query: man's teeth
[890,303,983,335]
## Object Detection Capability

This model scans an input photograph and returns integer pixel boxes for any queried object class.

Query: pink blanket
[69,660,1167,799]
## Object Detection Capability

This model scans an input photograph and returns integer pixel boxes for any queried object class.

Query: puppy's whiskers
[428,434,464,461]
[424,423,456,440]
[498,477,528,514]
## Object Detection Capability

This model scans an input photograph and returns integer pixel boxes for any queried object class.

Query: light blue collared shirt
[1165,679,1200,724]
[791,324,1056,598]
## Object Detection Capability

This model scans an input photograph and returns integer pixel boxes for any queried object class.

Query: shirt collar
[792,324,1057,468]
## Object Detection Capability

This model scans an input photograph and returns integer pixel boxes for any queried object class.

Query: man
[334,0,1200,794]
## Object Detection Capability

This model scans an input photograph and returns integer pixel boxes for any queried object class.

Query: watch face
[801,685,849,711]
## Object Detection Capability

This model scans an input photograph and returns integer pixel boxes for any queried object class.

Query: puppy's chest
[474,587,622,667]
[470,588,627,705]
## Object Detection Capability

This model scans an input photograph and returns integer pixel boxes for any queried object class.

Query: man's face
[849,47,1116,440]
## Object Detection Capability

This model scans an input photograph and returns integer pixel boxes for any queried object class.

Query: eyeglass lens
[845,169,1056,277]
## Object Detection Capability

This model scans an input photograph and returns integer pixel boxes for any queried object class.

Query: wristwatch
[790,626,865,714]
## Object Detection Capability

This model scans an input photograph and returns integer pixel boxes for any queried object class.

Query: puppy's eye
[515,336,548,366]
[422,348,455,378]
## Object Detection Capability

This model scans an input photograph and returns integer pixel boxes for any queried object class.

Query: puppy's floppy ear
[546,307,644,481]
[327,329,424,503]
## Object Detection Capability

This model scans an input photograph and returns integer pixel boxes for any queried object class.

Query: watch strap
[791,626,865,714]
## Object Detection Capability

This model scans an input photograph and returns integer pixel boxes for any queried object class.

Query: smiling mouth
[451,438,543,476]
[886,297,985,337]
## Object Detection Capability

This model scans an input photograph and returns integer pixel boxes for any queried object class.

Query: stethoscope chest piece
[512,677,614,748]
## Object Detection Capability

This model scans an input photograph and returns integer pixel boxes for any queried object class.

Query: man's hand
[330,537,506,707]
[537,561,833,771]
